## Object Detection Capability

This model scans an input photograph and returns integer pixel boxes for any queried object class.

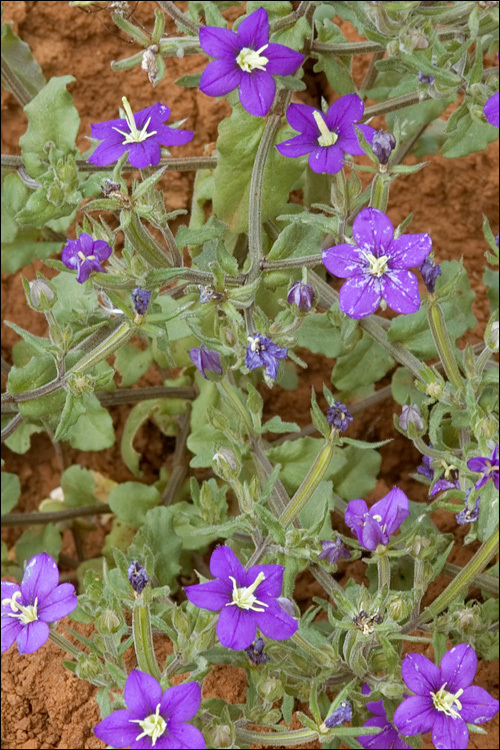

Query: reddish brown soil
[1,2,498,749]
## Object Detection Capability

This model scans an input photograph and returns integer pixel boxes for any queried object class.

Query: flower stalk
[279,442,334,527]
[132,599,161,681]
[427,302,464,392]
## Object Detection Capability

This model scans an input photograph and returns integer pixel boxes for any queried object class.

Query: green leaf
[20,76,80,177]
[267,221,324,262]
[1,22,46,99]
[391,367,426,407]
[65,394,115,451]
[2,418,44,454]
[1,472,21,516]
[174,73,202,88]
[442,105,499,159]
[331,334,394,391]
[313,19,354,96]
[114,344,154,387]
[299,480,333,536]
[330,445,381,500]
[15,524,62,567]
[129,506,182,590]
[296,313,345,358]
[246,1,291,19]
[478,481,499,542]
[61,466,96,507]
[108,482,161,526]
[176,215,227,249]
[258,415,300,435]
[388,261,476,357]
[484,267,499,313]
[267,437,347,495]
[213,105,305,233]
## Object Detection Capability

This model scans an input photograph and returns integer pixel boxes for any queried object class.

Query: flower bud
[326,401,353,432]
[212,448,240,481]
[76,653,102,681]
[399,404,424,432]
[67,373,94,395]
[386,593,413,622]
[485,320,499,352]
[131,287,152,316]
[287,281,315,312]
[246,638,268,665]
[207,725,232,748]
[371,130,396,165]
[141,45,159,84]
[28,278,56,310]
[419,256,442,294]
[322,701,352,730]
[318,537,351,565]
[418,70,435,85]
[96,609,121,635]
[127,560,149,595]
[257,676,283,702]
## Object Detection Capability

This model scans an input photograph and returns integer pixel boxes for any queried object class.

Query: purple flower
[132,287,152,316]
[398,404,424,432]
[189,344,223,379]
[358,698,411,750]
[184,546,298,650]
[322,208,432,319]
[393,644,499,750]
[276,95,375,174]
[89,98,193,169]
[429,473,460,499]
[484,91,499,128]
[199,8,304,118]
[62,233,112,284]
[417,453,435,482]
[326,401,353,432]
[1,553,77,655]
[245,333,288,380]
[318,537,351,565]
[287,281,315,312]
[324,701,352,729]
[418,70,435,85]
[419,256,442,294]
[345,487,410,550]
[128,561,150,595]
[94,669,205,749]
[467,444,499,490]
[456,492,481,525]
[371,130,397,165]
[245,637,268,665]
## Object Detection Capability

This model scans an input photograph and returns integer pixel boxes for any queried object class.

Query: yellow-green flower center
[313,110,339,147]
[430,683,464,719]
[362,251,390,277]
[248,335,264,352]
[236,45,269,73]
[226,572,269,612]
[130,703,167,747]
[77,251,96,263]
[2,590,38,625]
[113,96,157,145]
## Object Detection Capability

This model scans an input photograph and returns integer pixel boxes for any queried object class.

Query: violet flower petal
[92,239,114,262]
[216,605,256,650]
[37,582,78,622]
[358,717,405,749]
[339,275,381,319]
[237,6,269,49]
[467,456,487,472]
[285,103,320,136]
[276,133,316,158]
[381,270,421,315]
[326,93,364,133]
[184,579,232,611]
[155,124,194,147]
[484,91,499,128]
[90,116,127,139]
[94,708,141,748]
[199,25,240,57]
[322,244,366,278]
[159,682,201,723]
[265,44,304,76]
[360,512,386,550]
[429,478,459,498]
[308,144,344,174]
[124,669,162,716]
[345,498,369,531]
[253,598,298,641]
[439,643,477,692]
[88,139,126,167]
[245,565,284,597]
[20,553,60,603]
[200,59,242,97]
[1,618,22,653]
[163,721,206,749]
[459,685,500,724]
[1,581,21,610]
[365,699,386,716]
[209,545,246,583]
[353,208,394,255]
[393,694,436,735]
[239,70,275,118]
[370,487,410,536]
[431,712,468,750]
[401,652,440,693]
[16,620,50,654]
[389,233,433,270]
[127,139,162,169]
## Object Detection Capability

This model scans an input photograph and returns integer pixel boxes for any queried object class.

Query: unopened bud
[399,404,424,432]
[29,278,56,310]
[258,676,283,702]
[127,560,149,595]
[486,320,499,352]
[141,45,159,84]
[212,449,240,480]
[96,609,121,635]
[207,725,232,748]
[386,594,413,622]
[76,653,102,681]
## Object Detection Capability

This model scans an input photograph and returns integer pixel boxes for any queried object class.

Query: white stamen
[248,335,263,353]
[361,250,389,277]
[226,572,269,612]
[130,703,167,746]
[236,44,269,73]
[313,110,339,147]
[431,683,464,720]
[113,96,157,145]
[2,590,39,625]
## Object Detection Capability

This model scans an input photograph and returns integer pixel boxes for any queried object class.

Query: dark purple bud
[418,70,435,85]
[198,285,224,304]
[324,701,352,729]
[287,281,315,312]
[245,638,268,665]
[456,491,481,525]
[127,560,149,594]
[318,538,351,565]
[326,401,353,432]
[189,344,223,379]
[417,453,434,481]
[419,256,442,293]
[371,130,397,165]
[398,404,424,432]
[362,683,371,696]
[132,287,152,316]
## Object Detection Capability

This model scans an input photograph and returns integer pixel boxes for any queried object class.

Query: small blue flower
[62,233,112,284]
[245,638,268,665]
[318,538,351,565]
[132,287,152,316]
[245,333,287,380]
[345,487,410,550]
[371,130,396,165]
[326,402,353,432]
[456,491,480,526]
[189,344,223,379]
[417,453,434,481]
[324,701,352,729]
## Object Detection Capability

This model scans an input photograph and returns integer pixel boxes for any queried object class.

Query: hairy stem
[427,302,464,392]
[156,1,201,35]
[132,600,161,680]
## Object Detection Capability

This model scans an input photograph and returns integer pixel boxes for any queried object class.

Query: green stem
[1,56,32,106]
[292,632,331,666]
[1,412,23,443]
[217,380,254,436]
[312,40,383,55]
[132,601,161,681]
[3,503,111,527]
[156,0,201,34]
[310,563,345,597]
[412,436,460,459]
[235,727,319,747]
[49,629,86,659]
[124,212,172,269]
[376,551,391,590]
[427,303,464,392]
[70,321,135,374]
[262,254,323,270]
[279,442,334,527]
[420,530,499,623]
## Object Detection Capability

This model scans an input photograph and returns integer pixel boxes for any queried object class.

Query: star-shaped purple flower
[245,333,288,380]
[62,233,113,284]
[358,698,411,750]
[1,553,77,655]
[345,487,410,550]
[184,546,298,651]
[323,208,432,319]
[199,8,304,118]
[467,444,499,490]
[276,95,375,174]
[484,91,499,128]
[326,401,353,432]
[89,99,193,169]
[189,344,223,379]
[393,644,499,750]
[94,669,205,749]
